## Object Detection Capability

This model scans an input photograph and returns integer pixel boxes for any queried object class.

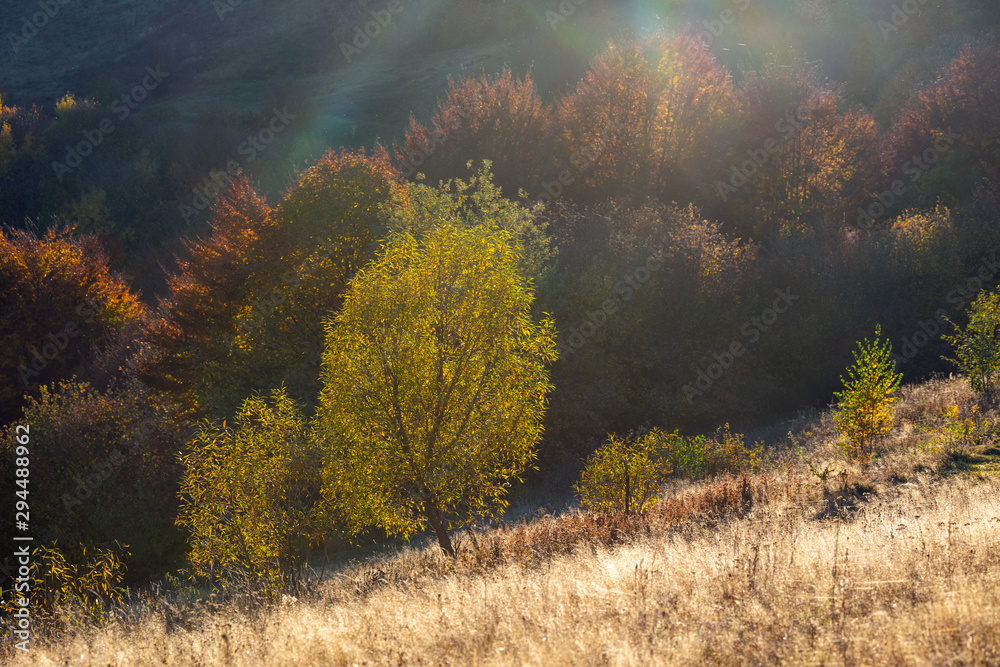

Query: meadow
[7,377,1000,666]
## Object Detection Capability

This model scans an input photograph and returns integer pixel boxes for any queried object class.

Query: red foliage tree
[722,68,880,237]
[0,227,144,423]
[395,69,551,198]
[553,33,738,206]
[884,39,1000,208]
[140,172,276,415]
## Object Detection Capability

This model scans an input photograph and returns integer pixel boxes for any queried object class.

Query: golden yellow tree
[314,223,557,556]
[177,389,326,592]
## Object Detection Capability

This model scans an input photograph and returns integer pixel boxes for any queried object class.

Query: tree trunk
[424,499,455,557]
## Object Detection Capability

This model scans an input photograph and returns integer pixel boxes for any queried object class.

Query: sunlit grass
[8,375,1000,666]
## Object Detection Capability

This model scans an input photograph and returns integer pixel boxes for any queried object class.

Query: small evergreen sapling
[833,326,902,464]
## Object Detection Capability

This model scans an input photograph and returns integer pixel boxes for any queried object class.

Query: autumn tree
[541,201,751,451]
[554,33,737,206]
[140,172,275,417]
[395,69,551,198]
[314,223,557,556]
[721,67,879,237]
[884,39,1000,210]
[142,149,404,417]
[386,161,555,286]
[237,148,405,407]
[177,389,327,592]
[0,227,144,423]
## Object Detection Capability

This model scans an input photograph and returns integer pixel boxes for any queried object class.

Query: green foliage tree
[176,389,327,593]
[314,223,557,556]
[943,289,1000,401]
[387,161,555,287]
[575,430,668,515]
[833,326,903,464]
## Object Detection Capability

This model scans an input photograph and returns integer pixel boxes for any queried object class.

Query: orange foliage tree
[142,149,405,417]
[553,33,737,206]
[0,227,143,423]
[719,67,880,238]
[395,69,551,198]
[141,172,275,416]
[885,39,1000,209]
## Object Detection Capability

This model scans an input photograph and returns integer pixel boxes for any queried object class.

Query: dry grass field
[6,376,1000,666]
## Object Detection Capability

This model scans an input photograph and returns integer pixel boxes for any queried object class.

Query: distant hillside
[0,0,597,152]
[3,0,998,154]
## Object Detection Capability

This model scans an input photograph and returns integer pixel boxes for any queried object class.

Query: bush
[0,542,129,632]
[0,380,185,584]
[650,425,760,480]
[176,389,327,594]
[575,431,669,514]
[943,289,1000,402]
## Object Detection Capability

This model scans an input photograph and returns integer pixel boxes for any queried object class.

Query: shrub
[0,542,129,630]
[176,389,327,594]
[0,380,185,584]
[576,430,670,514]
[834,326,903,464]
[943,289,1000,402]
[650,425,760,480]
